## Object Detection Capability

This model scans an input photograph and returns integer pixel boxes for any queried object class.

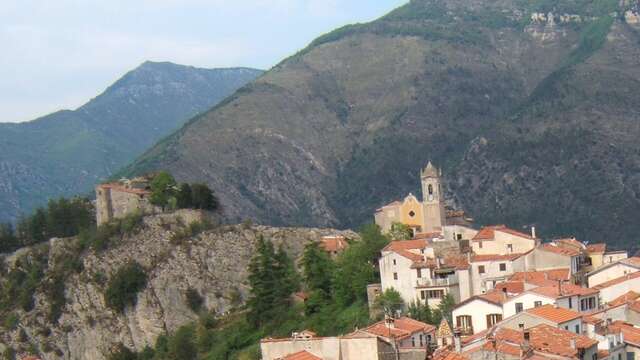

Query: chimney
[569,338,576,349]
[385,315,395,329]
[531,226,536,239]
[454,329,462,353]
[558,279,563,296]
[523,330,531,345]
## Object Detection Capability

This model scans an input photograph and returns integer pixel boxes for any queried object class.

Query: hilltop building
[95,176,156,226]
[375,162,470,235]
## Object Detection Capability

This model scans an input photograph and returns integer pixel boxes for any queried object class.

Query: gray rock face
[0,210,356,359]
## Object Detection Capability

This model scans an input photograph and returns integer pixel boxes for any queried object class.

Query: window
[518,323,524,330]
[428,184,433,195]
[507,244,513,252]
[499,263,506,271]
[409,211,416,218]
[478,265,486,274]
[534,301,542,308]
[393,273,398,280]
[515,303,523,313]
[412,337,415,347]
[486,314,502,327]
[575,324,580,334]
[419,334,424,347]
[456,315,473,334]
[421,291,426,300]
[479,241,483,249]
[457,234,463,240]
[427,290,445,299]
[417,269,422,278]
[568,297,573,309]
[628,351,635,360]
[565,326,569,331]
[393,259,396,265]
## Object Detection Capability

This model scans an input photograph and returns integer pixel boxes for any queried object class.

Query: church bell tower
[421,162,446,233]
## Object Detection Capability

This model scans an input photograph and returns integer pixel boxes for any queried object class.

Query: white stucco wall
[472,231,535,255]
[452,299,503,333]
[380,252,420,305]
[599,276,640,304]
[588,263,639,288]
[503,293,555,318]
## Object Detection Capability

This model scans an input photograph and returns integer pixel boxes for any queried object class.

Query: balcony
[416,275,459,288]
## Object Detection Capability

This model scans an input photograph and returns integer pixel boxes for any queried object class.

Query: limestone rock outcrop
[0,210,356,359]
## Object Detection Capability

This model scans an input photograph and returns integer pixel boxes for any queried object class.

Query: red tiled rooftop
[594,271,640,290]
[555,238,585,250]
[384,239,428,252]
[539,243,580,257]
[529,283,598,298]
[472,225,534,242]
[527,304,582,323]
[493,325,597,358]
[319,236,348,253]
[97,182,150,196]
[279,350,322,360]
[608,321,640,347]
[362,317,435,340]
[586,243,606,253]
[608,291,640,307]
[433,348,469,360]
[493,281,525,294]
[508,269,570,286]
[621,257,640,267]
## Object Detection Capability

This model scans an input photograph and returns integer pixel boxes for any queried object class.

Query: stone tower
[421,162,446,233]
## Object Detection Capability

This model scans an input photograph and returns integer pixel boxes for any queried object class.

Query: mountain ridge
[0,62,263,222]
[123,0,640,250]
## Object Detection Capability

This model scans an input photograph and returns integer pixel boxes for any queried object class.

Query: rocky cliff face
[123,0,640,250]
[0,210,356,359]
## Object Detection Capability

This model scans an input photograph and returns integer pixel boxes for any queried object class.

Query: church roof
[421,161,439,178]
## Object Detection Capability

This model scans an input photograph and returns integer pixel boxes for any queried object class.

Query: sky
[0,0,407,123]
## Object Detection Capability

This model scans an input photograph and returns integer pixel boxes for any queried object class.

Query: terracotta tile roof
[629,300,640,313]
[586,243,606,253]
[395,249,425,263]
[97,182,150,196]
[472,225,534,242]
[493,281,525,294]
[441,255,470,270]
[582,315,602,325]
[555,238,585,250]
[481,340,522,356]
[608,291,640,307]
[471,253,526,262]
[621,257,640,267]
[539,243,580,257]
[433,348,469,360]
[362,317,435,341]
[529,283,598,298]
[376,200,401,211]
[597,350,610,359]
[492,325,597,358]
[278,350,322,360]
[319,236,348,253]
[527,304,582,323]
[608,321,640,347]
[508,269,571,286]
[594,271,640,290]
[384,239,428,252]
[455,290,510,310]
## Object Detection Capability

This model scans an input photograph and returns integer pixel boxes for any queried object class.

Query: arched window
[428,184,433,195]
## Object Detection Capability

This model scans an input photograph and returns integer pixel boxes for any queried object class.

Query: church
[374,162,470,236]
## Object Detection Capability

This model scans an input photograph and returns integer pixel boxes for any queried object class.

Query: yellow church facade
[374,162,446,234]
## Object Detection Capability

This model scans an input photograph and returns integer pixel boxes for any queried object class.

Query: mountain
[0,62,263,222]
[123,0,640,250]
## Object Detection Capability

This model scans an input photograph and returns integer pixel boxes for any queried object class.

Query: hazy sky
[0,0,406,123]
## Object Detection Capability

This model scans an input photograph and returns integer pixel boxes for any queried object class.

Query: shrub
[167,325,197,360]
[2,347,15,360]
[3,313,18,330]
[105,262,147,313]
[185,288,204,312]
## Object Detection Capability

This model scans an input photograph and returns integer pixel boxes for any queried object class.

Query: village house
[95,176,156,225]
[470,225,537,255]
[587,257,639,288]
[319,235,349,258]
[595,271,640,304]
[260,317,435,360]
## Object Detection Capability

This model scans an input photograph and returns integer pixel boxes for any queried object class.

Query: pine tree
[247,236,278,326]
[437,293,455,325]
[302,241,334,295]
[175,183,193,209]
[150,171,177,210]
